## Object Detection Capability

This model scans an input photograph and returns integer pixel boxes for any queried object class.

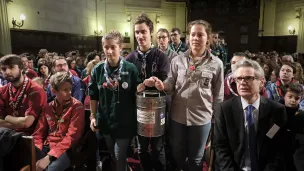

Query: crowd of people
[0,12,304,171]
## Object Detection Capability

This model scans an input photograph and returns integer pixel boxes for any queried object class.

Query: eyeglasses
[55,63,67,68]
[235,76,256,83]
[157,36,168,39]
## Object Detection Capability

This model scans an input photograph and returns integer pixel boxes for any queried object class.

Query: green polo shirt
[88,60,141,138]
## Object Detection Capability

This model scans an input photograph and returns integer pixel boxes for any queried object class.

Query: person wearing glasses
[126,13,169,171]
[152,20,224,171]
[157,28,178,64]
[169,28,188,54]
[213,58,287,171]
[46,56,86,103]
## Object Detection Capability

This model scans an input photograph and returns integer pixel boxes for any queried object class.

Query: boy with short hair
[283,83,304,171]
[32,71,85,171]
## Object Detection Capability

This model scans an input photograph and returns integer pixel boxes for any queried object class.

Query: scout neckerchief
[137,44,154,80]
[227,74,238,96]
[9,77,29,116]
[187,50,209,81]
[103,56,123,90]
[275,78,297,99]
[43,74,51,90]
[52,98,71,135]
[172,41,182,53]
[158,46,171,57]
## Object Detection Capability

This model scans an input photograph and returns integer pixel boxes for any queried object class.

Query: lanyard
[104,57,123,89]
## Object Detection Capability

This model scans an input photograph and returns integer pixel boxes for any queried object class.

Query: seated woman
[32,71,85,171]
[37,59,53,91]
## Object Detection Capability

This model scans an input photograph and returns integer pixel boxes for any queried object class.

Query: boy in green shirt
[88,30,141,171]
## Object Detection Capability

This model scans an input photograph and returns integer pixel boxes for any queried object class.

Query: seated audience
[20,53,38,79]
[46,56,86,103]
[0,54,47,135]
[32,71,85,171]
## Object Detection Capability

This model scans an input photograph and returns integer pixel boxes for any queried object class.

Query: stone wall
[7,0,186,50]
[259,0,303,36]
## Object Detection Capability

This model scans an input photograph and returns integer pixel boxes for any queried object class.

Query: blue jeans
[104,135,130,171]
[170,119,211,171]
[36,146,70,171]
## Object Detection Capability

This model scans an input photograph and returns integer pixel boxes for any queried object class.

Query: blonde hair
[50,71,72,91]
[32,77,44,87]
[86,59,100,75]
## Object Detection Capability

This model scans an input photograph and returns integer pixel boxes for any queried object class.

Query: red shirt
[26,69,38,79]
[32,97,85,158]
[0,79,47,135]
[70,69,78,77]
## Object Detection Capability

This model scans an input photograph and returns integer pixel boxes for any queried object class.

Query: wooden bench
[3,136,36,171]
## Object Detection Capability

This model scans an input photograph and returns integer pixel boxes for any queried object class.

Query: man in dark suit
[213,58,287,171]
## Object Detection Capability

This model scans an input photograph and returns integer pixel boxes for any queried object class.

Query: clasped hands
[137,76,164,92]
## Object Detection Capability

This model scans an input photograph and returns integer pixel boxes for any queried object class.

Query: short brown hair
[0,54,24,70]
[102,30,124,46]
[187,20,212,40]
[52,56,67,68]
[281,62,296,74]
[134,13,154,33]
[286,83,304,96]
[157,28,170,37]
[50,71,72,91]
[171,28,181,34]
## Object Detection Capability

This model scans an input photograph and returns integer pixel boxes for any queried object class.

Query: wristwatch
[47,154,57,162]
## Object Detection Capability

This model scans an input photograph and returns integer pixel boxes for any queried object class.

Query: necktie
[247,105,258,171]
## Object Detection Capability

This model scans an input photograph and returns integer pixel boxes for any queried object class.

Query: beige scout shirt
[165,50,224,126]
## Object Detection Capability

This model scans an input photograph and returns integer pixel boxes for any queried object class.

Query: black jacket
[213,96,287,171]
[0,128,22,171]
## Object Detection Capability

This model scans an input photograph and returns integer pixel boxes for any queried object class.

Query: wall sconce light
[127,15,131,22]
[288,25,296,35]
[156,15,160,24]
[94,26,103,35]
[12,13,26,28]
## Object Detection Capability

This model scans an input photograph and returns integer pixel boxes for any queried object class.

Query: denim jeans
[36,146,70,171]
[96,132,102,162]
[137,135,166,171]
[170,119,211,171]
[103,135,130,171]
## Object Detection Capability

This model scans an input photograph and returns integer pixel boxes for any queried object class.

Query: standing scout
[126,13,170,171]
[169,28,188,54]
[32,71,85,171]
[89,30,141,171]
[157,28,178,64]
[0,54,47,135]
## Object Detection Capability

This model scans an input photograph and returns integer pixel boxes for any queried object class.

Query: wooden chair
[3,136,36,171]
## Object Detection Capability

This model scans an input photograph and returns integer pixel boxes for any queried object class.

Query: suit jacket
[213,96,287,171]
